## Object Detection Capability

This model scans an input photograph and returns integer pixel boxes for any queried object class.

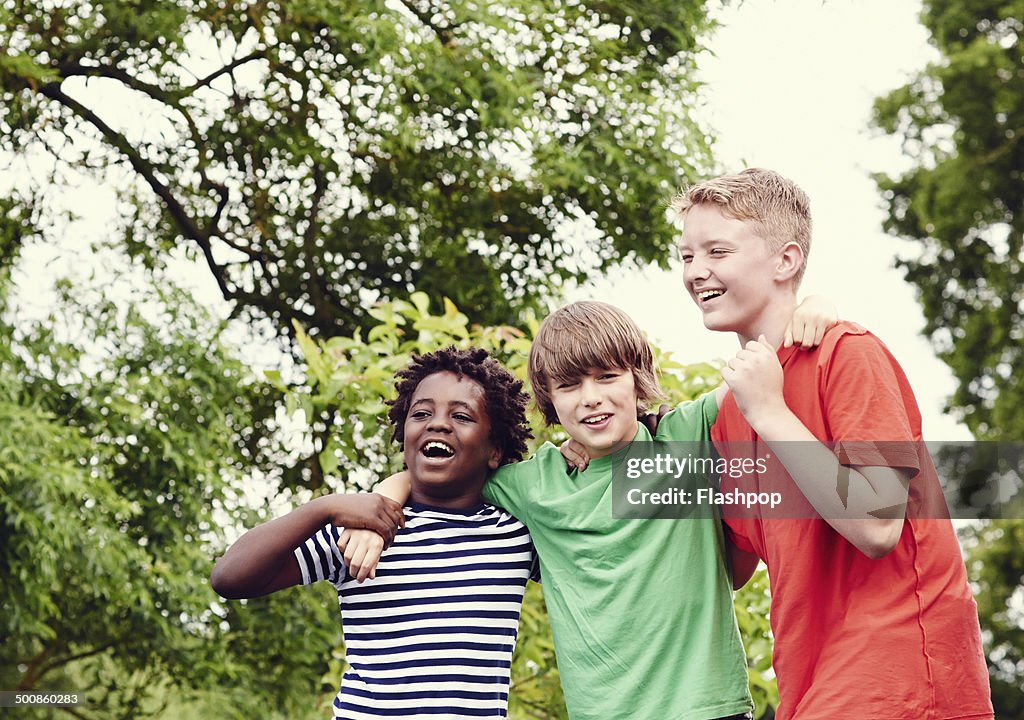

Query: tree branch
[33,642,118,686]
[395,0,457,46]
[57,62,174,106]
[38,82,235,303]
[184,50,267,94]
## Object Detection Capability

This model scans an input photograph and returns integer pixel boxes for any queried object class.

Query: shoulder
[656,392,718,441]
[812,322,908,384]
[491,444,566,481]
[814,321,888,363]
[482,445,553,509]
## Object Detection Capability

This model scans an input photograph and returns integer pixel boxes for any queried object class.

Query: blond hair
[528,301,663,426]
[671,168,812,286]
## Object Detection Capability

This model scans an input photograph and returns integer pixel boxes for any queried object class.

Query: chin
[700,313,729,332]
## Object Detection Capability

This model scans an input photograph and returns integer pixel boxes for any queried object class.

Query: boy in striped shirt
[211,347,538,719]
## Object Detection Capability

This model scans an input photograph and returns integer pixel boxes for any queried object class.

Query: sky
[571,0,973,440]
[11,0,967,438]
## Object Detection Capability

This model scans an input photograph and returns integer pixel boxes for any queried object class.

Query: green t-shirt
[484,393,752,720]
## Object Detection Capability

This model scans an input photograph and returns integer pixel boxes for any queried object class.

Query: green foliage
[872,0,1023,441]
[0,271,336,719]
[961,520,1024,717]
[0,0,717,338]
[733,569,777,718]
[288,293,776,718]
[873,1,1024,712]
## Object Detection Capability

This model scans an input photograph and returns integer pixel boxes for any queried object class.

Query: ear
[487,444,502,470]
[774,241,804,284]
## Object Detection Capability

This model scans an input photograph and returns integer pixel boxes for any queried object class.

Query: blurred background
[1,0,1020,717]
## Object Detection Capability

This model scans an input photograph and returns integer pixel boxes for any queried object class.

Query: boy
[210,347,537,719]
[673,168,993,719]
[350,300,836,720]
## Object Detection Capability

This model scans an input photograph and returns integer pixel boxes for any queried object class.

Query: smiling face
[549,368,639,460]
[679,203,795,344]
[403,371,502,506]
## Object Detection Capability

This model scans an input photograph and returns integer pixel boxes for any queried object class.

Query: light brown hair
[671,167,812,286]
[528,301,663,426]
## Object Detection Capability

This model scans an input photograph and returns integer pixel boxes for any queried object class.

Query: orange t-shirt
[712,322,992,720]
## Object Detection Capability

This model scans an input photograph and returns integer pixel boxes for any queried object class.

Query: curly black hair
[387,346,532,466]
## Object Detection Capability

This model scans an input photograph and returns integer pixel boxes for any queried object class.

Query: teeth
[698,290,723,300]
[423,441,454,457]
[583,414,611,424]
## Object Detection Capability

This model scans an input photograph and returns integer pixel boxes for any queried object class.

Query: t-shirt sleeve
[724,521,756,554]
[823,333,921,474]
[293,524,346,586]
[655,391,719,441]
[481,452,543,520]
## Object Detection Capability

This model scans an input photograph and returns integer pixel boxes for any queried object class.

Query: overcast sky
[572,0,972,439]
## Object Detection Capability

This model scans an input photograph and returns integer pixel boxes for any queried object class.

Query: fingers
[341,530,385,583]
[371,495,405,540]
[353,537,384,582]
[783,320,795,348]
[720,364,737,387]
[559,440,590,472]
[792,321,804,348]
[811,322,825,348]
[348,544,369,583]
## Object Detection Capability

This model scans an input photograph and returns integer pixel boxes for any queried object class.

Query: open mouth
[582,413,612,426]
[696,289,725,303]
[421,440,455,459]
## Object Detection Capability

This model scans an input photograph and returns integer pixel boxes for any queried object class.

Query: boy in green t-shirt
[345,300,833,719]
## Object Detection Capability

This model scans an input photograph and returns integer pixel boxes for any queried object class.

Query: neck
[735,295,798,347]
[586,420,639,461]
[409,484,485,509]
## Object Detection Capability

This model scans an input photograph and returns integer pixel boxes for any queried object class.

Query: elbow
[856,519,904,560]
[210,559,244,600]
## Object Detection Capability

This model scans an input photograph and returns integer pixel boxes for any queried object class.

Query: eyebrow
[409,398,476,411]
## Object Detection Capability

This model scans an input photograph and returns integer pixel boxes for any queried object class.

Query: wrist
[745,402,793,436]
[311,493,346,526]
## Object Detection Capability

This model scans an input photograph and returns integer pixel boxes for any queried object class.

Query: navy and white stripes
[295,502,537,719]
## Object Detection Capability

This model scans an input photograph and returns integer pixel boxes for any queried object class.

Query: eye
[679,253,694,263]
[598,371,620,381]
[410,410,430,419]
[453,412,473,422]
[556,381,578,390]
[710,248,728,256]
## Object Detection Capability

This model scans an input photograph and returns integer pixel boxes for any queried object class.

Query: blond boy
[673,168,992,719]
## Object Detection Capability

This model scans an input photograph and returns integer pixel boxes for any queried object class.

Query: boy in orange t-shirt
[673,168,992,720]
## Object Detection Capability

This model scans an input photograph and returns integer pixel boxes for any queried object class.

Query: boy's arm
[339,471,412,582]
[211,493,404,599]
[723,337,909,559]
[786,294,838,349]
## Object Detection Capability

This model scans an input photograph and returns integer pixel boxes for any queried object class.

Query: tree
[872,0,1023,441]
[0,222,340,718]
[872,1,1024,713]
[0,0,717,339]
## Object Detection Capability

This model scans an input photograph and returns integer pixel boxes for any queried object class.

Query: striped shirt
[295,501,538,720]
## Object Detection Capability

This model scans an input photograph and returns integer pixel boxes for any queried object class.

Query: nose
[684,255,709,284]
[427,414,453,432]
[579,378,602,407]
